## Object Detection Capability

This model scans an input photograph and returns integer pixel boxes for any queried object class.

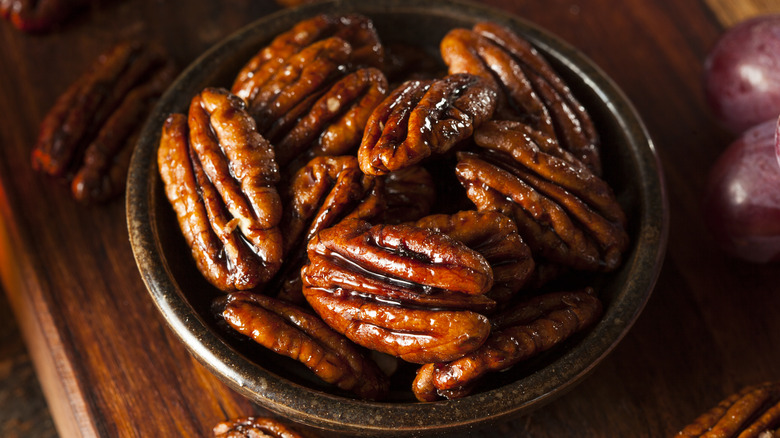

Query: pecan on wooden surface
[410,210,535,305]
[674,381,780,438]
[301,218,495,364]
[412,288,602,401]
[232,13,384,105]
[158,88,283,291]
[213,415,305,438]
[357,73,498,175]
[32,39,176,203]
[270,67,388,169]
[455,120,628,272]
[0,0,87,32]
[219,292,389,400]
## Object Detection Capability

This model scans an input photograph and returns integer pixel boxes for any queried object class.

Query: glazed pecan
[412,288,602,401]
[32,40,176,202]
[232,13,384,104]
[301,218,494,364]
[0,0,86,32]
[358,73,497,175]
[455,121,628,271]
[158,88,283,291]
[270,67,388,169]
[379,165,436,224]
[220,292,389,400]
[212,416,305,438]
[441,27,554,138]
[271,155,384,303]
[473,22,601,174]
[410,210,535,305]
[674,381,780,438]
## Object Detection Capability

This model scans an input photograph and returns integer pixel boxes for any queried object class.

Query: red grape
[703,117,780,263]
[704,15,780,134]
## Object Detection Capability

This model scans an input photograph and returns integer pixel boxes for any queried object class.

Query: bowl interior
[127,0,668,435]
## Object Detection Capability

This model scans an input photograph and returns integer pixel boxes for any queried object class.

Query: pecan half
[472,22,601,174]
[441,27,554,137]
[410,210,535,305]
[674,381,780,438]
[412,288,602,401]
[0,0,86,32]
[232,14,384,104]
[220,292,389,400]
[32,40,176,202]
[272,155,384,303]
[158,88,283,291]
[301,219,494,364]
[358,73,498,175]
[455,121,628,271]
[270,67,388,169]
[213,416,305,438]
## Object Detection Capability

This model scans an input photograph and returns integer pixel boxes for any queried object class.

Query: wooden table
[2,0,779,436]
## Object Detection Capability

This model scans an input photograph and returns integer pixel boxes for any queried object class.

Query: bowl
[126,0,668,435]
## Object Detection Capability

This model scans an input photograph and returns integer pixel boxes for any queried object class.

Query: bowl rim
[127,0,669,434]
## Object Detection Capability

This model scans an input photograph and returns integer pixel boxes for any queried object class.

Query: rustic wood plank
[704,0,780,27]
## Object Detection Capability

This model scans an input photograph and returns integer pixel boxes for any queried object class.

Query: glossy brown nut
[0,0,86,32]
[412,288,602,401]
[31,40,176,202]
[220,292,389,401]
[158,88,283,291]
[301,219,494,364]
[674,381,780,438]
[379,165,436,224]
[441,27,554,137]
[358,73,498,175]
[410,210,535,305]
[232,13,384,104]
[212,416,305,438]
[456,121,628,272]
[271,67,388,168]
[472,22,602,175]
[272,155,384,304]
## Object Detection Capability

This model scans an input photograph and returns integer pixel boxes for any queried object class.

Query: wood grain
[1,0,779,437]
[704,0,780,27]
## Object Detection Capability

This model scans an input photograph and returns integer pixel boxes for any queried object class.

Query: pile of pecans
[157,13,629,402]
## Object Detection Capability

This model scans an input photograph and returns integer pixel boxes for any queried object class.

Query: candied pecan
[271,155,384,303]
[472,22,601,174]
[247,37,352,134]
[379,165,436,224]
[358,73,498,175]
[675,381,780,438]
[270,67,388,168]
[410,210,535,305]
[158,88,283,291]
[441,27,554,137]
[0,0,86,32]
[455,121,628,271]
[220,292,389,400]
[213,416,304,438]
[232,14,384,104]
[412,288,602,401]
[31,40,175,202]
[301,218,494,364]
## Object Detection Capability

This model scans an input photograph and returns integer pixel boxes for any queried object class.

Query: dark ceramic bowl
[127,0,668,435]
